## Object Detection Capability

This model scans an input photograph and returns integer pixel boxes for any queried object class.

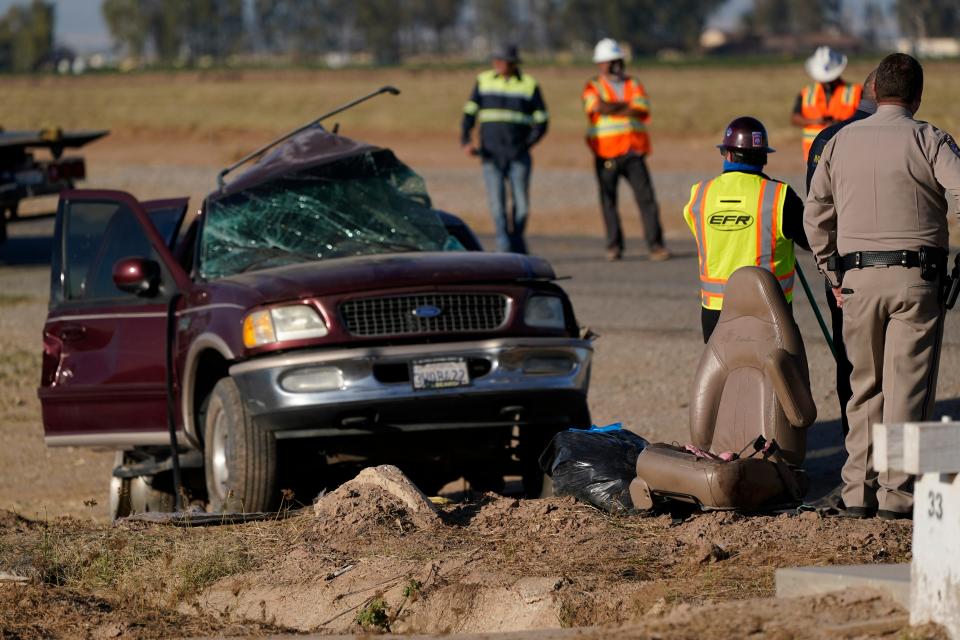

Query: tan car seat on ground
[630,266,817,511]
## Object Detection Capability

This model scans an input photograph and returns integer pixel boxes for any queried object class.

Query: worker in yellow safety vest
[582,38,670,262]
[684,116,810,342]
[791,46,862,162]
[461,45,548,254]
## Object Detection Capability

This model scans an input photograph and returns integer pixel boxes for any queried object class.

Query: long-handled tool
[945,253,960,310]
[216,85,401,190]
[795,261,837,361]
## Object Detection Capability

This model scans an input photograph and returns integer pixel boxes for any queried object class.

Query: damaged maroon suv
[39,126,592,515]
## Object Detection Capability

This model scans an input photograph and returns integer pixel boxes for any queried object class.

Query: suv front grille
[340,293,509,337]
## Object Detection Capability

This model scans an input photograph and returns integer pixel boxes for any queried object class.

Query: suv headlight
[524,295,565,330]
[243,305,328,348]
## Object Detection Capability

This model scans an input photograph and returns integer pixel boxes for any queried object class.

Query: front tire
[520,399,590,498]
[203,377,277,512]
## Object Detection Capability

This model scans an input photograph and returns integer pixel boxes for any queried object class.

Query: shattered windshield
[199,150,464,279]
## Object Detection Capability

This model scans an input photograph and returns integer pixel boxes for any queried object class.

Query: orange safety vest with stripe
[582,75,651,158]
[683,171,796,310]
[799,81,862,160]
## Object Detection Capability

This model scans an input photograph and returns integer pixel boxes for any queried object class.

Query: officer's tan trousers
[840,266,944,513]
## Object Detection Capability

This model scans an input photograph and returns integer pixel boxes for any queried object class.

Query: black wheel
[109,452,132,521]
[520,399,590,498]
[130,475,176,513]
[203,377,277,512]
[519,428,563,497]
[522,468,551,498]
[403,467,450,497]
[517,420,590,498]
[109,452,175,520]
[465,469,506,494]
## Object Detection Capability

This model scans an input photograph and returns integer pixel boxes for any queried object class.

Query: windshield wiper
[371,240,424,252]
[236,247,320,273]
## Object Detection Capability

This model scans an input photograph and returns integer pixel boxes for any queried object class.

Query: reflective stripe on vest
[586,120,647,138]
[478,109,534,125]
[583,76,651,158]
[842,84,856,104]
[683,172,795,310]
[800,81,862,154]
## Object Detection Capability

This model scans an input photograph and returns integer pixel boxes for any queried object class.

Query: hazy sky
[0,0,891,55]
[0,0,109,52]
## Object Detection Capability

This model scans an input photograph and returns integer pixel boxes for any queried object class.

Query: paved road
[5,214,960,504]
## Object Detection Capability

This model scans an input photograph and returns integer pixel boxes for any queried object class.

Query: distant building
[700,28,728,50]
[897,38,960,59]
[699,29,863,57]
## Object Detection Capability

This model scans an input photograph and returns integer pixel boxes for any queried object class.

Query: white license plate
[411,358,471,390]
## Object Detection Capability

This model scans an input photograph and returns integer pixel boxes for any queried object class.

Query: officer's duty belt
[839,250,923,271]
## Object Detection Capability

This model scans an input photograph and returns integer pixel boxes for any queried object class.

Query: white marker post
[875,419,960,638]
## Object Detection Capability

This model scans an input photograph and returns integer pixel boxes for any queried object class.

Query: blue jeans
[481,156,531,253]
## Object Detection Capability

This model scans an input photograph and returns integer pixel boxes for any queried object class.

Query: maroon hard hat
[717,116,776,154]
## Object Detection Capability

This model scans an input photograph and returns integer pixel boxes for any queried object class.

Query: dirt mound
[465,494,593,536]
[668,510,911,565]
[312,464,439,538]
[188,484,917,636]
[0,495,926,638]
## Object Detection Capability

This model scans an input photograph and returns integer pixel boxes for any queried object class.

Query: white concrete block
[775,564,910,607]
[874,423,904,473]
[786,421,960,638]
[874,421,960,475]
[904,423,960,475]
[911,472,960,637]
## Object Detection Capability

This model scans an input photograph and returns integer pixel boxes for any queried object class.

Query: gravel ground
[2,154,959,517]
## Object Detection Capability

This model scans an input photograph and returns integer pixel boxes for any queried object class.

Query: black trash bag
[538,423,649,513]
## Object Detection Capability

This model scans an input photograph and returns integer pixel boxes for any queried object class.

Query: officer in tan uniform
[805,53,960,519]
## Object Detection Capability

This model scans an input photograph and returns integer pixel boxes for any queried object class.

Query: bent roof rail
[215,85,400,193]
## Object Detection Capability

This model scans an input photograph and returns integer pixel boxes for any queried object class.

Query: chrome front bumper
[229,337,592,437]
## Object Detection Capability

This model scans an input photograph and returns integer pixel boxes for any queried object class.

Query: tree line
[0,0,958,72]
[98,0,732,65]
[0,0,53,72]
[100,0,958,66]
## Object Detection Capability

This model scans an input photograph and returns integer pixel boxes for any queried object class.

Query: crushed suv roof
[215,127,378,197]
[200,128,465,279]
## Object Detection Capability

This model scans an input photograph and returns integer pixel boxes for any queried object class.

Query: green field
[3,61,959,143]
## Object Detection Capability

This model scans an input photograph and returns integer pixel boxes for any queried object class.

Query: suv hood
[218,252,556,303]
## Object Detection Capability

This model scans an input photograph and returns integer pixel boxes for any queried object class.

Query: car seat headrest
[716,266,790,328]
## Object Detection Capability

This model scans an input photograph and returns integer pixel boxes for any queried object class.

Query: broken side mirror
[112,257,161,297]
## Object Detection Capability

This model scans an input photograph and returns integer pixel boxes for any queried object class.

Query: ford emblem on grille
[412,304,442,318]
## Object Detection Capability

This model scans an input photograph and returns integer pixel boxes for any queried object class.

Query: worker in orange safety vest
[582,38,670,262]
[791,46,862,162]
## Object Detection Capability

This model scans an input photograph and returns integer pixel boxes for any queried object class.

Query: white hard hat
[593,38,625,64]
[805,46,848,83]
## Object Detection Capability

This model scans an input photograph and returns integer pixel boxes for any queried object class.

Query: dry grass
[0,510,311,608]
[3,62,959,144]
